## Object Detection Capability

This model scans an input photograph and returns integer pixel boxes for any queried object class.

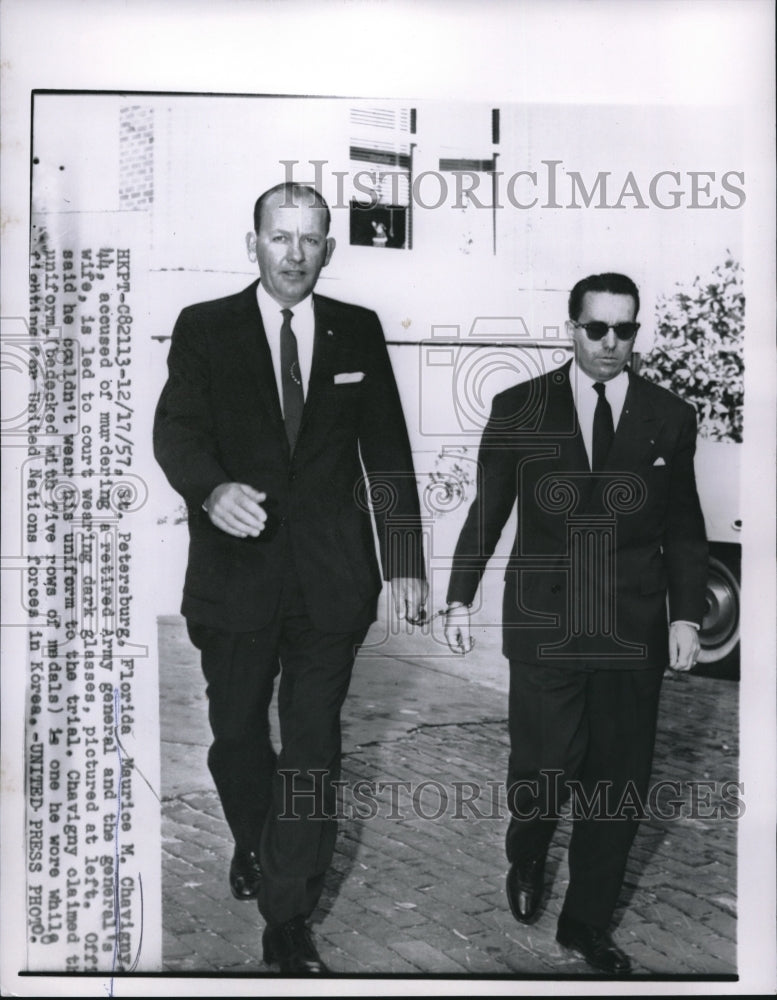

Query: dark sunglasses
[572,321,640,341]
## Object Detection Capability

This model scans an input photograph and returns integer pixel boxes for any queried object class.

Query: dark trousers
[187,562,367,926]
[506,660,664,929]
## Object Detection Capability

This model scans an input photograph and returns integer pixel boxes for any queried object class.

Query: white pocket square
[334,371,365,384]
[653,457,666,466]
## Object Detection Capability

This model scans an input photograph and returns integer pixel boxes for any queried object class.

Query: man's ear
[323,236,336,267]
[246,231,257,263]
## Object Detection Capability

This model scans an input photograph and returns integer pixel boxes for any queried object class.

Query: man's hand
[204,483,267,538]
[390,577,428,625]
[668,621,700,672]
[444,603,473,655]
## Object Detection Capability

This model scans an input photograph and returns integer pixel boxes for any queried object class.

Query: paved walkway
[158,602,738,982]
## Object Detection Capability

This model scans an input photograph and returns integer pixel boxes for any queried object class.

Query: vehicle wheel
[694,546,740,679]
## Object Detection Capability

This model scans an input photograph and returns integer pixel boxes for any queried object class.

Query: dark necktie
[592,381,614,471]
[280,308,304,449]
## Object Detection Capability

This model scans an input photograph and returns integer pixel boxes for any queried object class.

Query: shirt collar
[570,360,629,397]
[256,281,314,325]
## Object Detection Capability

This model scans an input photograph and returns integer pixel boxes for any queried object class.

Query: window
[348,106,415,249]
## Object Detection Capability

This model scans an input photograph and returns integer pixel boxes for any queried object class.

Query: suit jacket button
[550,584,561,594]
[289,471,297,482]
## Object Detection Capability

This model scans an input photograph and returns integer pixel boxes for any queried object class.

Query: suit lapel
[296,294,339,444]
[230,287,345,455]
[230,280,285,430]
[583,367,662,513]
[546,360,590,473]
[605,368,662,472]
[524,361,593,513]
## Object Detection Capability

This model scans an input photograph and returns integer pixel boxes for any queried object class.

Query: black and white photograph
[1,1,775,996]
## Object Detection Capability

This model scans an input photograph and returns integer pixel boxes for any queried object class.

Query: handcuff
[405,604,476,650]
[406,602,471,626]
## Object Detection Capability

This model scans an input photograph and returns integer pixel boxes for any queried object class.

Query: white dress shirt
[569,362,629,468]
[256,281,315,400]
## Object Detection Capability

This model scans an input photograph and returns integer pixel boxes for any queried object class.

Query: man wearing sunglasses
[444,272,708,974]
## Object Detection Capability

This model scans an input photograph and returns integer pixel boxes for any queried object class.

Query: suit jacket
[447,360,708,669]
[154,280,425,633]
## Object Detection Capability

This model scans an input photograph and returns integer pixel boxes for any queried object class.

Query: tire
[693,544,741,680]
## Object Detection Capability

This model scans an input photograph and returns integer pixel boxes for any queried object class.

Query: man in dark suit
[444,273,708,973]
[154,182,427,974]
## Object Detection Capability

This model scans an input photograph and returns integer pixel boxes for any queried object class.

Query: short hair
[253,182,331,234]
[568,273,640,321]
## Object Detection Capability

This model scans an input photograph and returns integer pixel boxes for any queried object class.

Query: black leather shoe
[229,848,262,901]
[556,913,631,974]
[506,856,546,924]
[262,916,328,974]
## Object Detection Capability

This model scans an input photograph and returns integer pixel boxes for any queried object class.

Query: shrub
[638,256,744,442]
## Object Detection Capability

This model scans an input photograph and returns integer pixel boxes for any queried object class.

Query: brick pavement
[158,610,738,981]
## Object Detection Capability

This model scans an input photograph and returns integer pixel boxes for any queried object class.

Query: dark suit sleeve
[662,404,709,625]
[357,314,426,580]
[153,308,230,510]
[446,391,519,605]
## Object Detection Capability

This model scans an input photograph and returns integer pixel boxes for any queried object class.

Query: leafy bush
[638,256,744,442]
